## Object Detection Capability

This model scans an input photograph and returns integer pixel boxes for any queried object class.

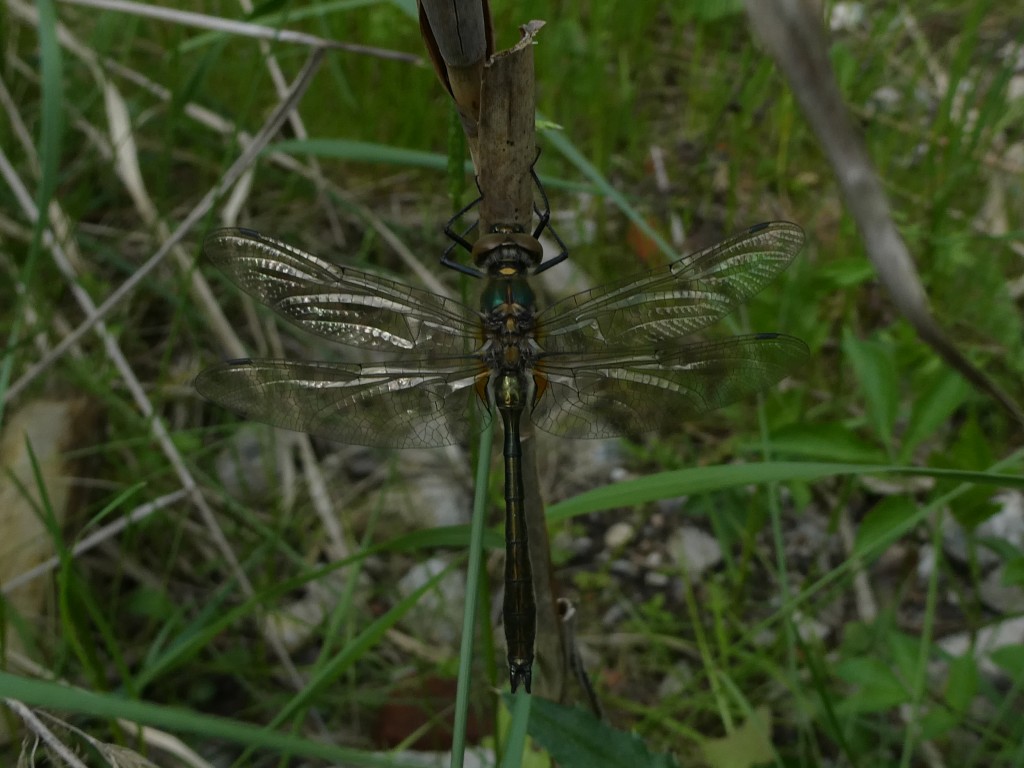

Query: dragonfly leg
[442,195,484,277]
[528,165,569,275]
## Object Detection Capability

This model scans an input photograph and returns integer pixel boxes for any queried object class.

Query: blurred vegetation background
[2,0,1024,766]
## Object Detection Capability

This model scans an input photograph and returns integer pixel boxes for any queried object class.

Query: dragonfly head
[472,227,543,276]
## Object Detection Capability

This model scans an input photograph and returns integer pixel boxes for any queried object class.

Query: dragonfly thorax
[479,270,540,364]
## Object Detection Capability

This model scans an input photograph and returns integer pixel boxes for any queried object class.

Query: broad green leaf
[700,707,774,768]
[523,697,678,768]
[0,672,420,766]
[887,630,923,687]
[765,422,886,463]
[854,496,919,557]
[842,329,899,449]
[944,653,979,715]
[817,258,876,288]
[834,657,909,713]
[1002,555,1024,586]
[991,645,1024,681]
[691,0,744,21]
[902,369,971,460]
[919,706,959,740]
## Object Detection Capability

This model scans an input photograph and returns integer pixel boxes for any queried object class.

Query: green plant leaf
[901,368,971,460]
[548,462,1024,522]
[944,653,978,716]
[920,706,959,740]
[854,495,919,557]
[691,0,744,21]
[522,697,678,768]
[0,672,420,766]
[1002,555,1024,586]
[817,257,876,288]
[700,707,774,768]
[991,645,1024,682]
[765,422,887,463]
[842,328,899,449]
[269,138,453,170]
[834,657,910,713]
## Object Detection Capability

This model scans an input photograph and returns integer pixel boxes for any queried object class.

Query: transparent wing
[538,222,804,353]
[195,358,490,448]
[530,334,808,439]
[204,228,481,354]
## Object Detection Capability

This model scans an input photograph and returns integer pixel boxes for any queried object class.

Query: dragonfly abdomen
[497,372,536,693]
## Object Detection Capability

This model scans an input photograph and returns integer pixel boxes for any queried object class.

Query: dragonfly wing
[530,334,808,438]
[204,228,481,354]
[539,222,804,352]
[195,358,490,448]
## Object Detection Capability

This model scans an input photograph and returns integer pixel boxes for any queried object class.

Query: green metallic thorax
[478,245,541,380]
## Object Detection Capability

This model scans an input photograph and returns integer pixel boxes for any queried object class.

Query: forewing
[204,228,480,354]
[195,358,490,448]
[538,222,804,353]
[530,334,808,438]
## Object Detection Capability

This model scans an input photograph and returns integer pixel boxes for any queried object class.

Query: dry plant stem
[218,0,347,554]
[745,3,952,765]
[475,22,543,230]
[297,434,349,561]
[7,0,245,359]
[839,502,946,768]
[1,490,189,595]
[418,0,491,69]
[4,700,88,768]
[745,0,1024,426]
[4,650,212,767]
[557,598,603,718]
[30,3,460,549]
[57,0,419,62]
[0,48,327,716]
[230,0,346,244]
[418,0,493,158]
[837,505,878,623]
[116,722,213,768]
[649,144,686,249]
[475,26,567,702]
[5,47,325,402]
[32,11,452,299]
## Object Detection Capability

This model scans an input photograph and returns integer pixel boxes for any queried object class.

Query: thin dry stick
[42,14,453,300]
[418,0,492,166]
[230,0,346,243]
[1,490,189,595]
[3,700,89,768]
[5,48,325,402]
[0,48,327,707]
[35,6,457,554]
[57,0,418,61]
[474,23,569,703]
[115,721,213,768]
[744,3,955,764]
[745,0,1024,427]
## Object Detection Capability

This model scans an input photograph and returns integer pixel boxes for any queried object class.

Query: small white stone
[667,526,723,578]
[645,571,669,588]
[397,557,465,647]
[829,2,865,31]
[604,521,635,550]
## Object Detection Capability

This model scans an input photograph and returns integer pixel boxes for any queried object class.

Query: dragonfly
[195,219,808,693]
